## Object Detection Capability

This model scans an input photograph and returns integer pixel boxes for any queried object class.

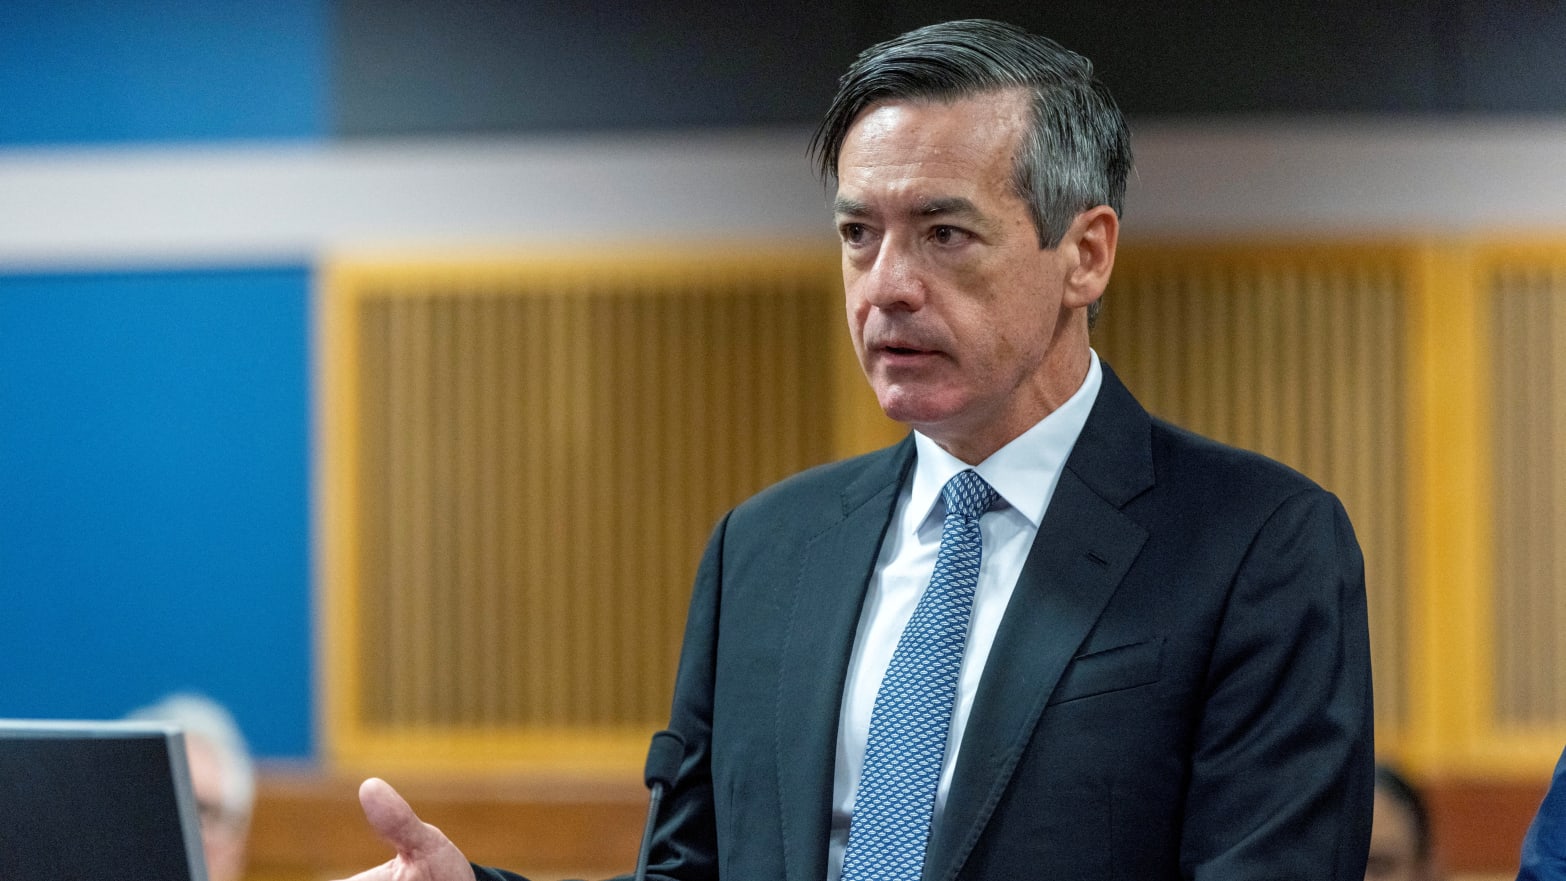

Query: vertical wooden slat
[453,291,478,724]
[550,279,571,723]
[1523,268,1547,724]
[1496,266,1521,724]
[491,291,514,726]
[1539,267,1558,723]
[1554,266,1566,721]
[666,291,700,701]
[403,297,436,726]
[1555,266,1566,721]
[355,299,389,724]
[1377,261,1407,730]
[518,290,545,726]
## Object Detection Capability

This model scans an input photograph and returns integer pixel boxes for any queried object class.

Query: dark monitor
[0,719,209,881]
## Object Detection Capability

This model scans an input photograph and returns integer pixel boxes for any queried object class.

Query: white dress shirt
[824,351,1104,881]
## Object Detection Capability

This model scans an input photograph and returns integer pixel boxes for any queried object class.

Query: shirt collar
[907,350,1103,532]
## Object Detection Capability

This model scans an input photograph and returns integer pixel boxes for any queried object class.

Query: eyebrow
[832,196,871,218]
[916,196,981,220]
[831,195,984,221]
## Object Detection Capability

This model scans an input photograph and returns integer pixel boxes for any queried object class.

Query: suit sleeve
[1181,489,1375,880]
[636,510,726,880]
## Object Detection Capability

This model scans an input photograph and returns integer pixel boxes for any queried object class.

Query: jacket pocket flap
[1046,637,1164,706]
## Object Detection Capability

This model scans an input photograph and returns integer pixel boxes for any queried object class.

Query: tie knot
[941,469,997,521]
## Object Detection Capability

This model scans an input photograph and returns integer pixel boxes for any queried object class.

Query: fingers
[349,777,476,881]
[359,778,431,855]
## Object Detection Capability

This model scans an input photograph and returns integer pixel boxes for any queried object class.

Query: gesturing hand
[335,778,477,881]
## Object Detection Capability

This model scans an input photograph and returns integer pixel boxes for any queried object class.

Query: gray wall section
[334,0,1566,137]
[333,0,864,135]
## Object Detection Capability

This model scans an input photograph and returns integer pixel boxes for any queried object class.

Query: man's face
[834,90,1090,463]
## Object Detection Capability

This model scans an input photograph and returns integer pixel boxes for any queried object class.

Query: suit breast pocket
[1046,637,1164,706]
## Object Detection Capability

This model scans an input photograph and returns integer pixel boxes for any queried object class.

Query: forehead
[835,90,1032,205]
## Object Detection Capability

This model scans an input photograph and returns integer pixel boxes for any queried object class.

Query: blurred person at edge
[129,692,256,881]
[1519,744,1566,881]
[1367,763,1441,881]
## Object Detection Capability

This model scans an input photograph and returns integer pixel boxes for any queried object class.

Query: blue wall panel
[0,268,313,757]
[0,0,325,145]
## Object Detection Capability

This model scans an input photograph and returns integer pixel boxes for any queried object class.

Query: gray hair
[810,19,1132,326]
[128,692,255,822]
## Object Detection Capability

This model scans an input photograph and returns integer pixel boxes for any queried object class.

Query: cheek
[989,333,1019,368]
[996,292,1058,352]
[844,287,872,339]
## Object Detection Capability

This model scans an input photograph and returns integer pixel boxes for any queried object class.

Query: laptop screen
[0,720,208,881]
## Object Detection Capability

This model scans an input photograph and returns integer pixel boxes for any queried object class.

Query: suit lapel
[924,364,1155,881]
[774,439,913,881]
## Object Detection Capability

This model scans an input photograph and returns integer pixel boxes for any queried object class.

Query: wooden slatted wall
[319,250,850,771]
[318,238,1566,780]
[1490,252,1566,730]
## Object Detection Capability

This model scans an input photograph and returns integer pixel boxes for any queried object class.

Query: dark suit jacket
[481,363,1374,880]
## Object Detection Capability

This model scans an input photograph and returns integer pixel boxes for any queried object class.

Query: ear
[1060,206,1119,310]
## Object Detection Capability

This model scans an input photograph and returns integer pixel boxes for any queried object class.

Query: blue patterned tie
[840,469,999,881]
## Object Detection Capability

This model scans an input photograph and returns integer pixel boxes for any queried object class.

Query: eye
[930,225,971,246]
[839,222,868,245]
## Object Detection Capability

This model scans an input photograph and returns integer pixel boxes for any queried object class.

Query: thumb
[358,777,450,859]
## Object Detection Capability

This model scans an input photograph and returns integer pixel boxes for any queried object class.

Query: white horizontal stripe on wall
[0,130,833,270]
[3,119,1566,269]
[1127,117,1566,238]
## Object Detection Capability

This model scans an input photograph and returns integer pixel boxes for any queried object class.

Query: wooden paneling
[240,767,1549,880]
[246,765,643,881]
[319,249,852,772]
[317,236,1566,785]
[1490,255,1566,728]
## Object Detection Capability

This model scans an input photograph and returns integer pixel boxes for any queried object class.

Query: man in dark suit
[340,18,1374,881]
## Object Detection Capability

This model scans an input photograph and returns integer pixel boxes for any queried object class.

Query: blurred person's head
[128,693,255,881]
[1367,763,1439,881]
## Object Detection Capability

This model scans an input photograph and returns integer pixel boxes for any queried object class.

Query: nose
[859,237,925,312]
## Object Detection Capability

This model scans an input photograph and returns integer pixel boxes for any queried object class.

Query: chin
[874,386,964,431]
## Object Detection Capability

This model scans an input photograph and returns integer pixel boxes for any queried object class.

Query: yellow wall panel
[317,237,1566,779]
[1489,251,1566,734]
[319,249,850,772]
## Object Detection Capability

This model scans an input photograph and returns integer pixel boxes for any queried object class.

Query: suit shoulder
[727,442,907,531]
[1148,416,1330,509]
[1137,418,1362,577]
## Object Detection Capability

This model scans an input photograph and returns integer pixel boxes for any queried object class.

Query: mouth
[861,317,946,364]
[872,341,943,365]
